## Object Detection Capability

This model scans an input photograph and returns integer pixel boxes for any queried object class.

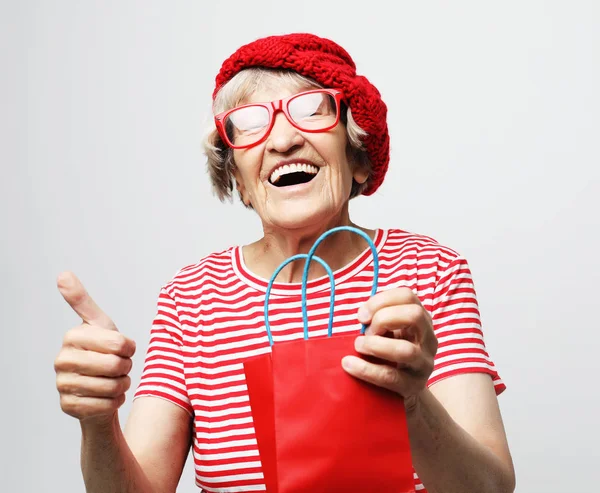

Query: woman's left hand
[342,288,438,409]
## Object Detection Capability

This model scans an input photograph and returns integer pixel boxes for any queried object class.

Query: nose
[265,111,305,153]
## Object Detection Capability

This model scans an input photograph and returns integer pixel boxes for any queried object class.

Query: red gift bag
[244,227,415,493]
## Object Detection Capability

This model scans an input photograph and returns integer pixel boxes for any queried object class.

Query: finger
[63,326,136,357]
[358,288,421,325]
[341,355,410,394]
[59,394,126,420]
[57,374,131,398]
[355,335,422,368]
[57,272,117,330]
[54,348,132,377]
[366,303,428,338]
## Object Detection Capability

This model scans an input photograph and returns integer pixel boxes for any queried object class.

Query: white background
[1,1,598,491]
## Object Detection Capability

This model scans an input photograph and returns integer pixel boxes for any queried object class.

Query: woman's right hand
[54,272,137,425]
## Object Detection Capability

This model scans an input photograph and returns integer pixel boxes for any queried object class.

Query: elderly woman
[54,34,515,493]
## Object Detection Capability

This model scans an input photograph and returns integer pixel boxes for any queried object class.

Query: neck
[243,205,375,283]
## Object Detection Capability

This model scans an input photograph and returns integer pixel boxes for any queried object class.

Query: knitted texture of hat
[213,33,389,196]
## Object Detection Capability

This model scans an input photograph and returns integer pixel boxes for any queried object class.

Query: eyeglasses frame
[214,88,344,150]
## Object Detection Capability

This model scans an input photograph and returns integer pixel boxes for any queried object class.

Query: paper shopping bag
[243,226,415,492]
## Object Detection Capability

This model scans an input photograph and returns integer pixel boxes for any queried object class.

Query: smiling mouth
[269,163,319,188]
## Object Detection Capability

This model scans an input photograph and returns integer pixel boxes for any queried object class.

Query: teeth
[270,163,319,184]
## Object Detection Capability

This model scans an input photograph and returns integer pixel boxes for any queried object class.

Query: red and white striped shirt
[134,229,505,492]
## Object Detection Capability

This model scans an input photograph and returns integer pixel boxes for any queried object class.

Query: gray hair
[202,68,372,205]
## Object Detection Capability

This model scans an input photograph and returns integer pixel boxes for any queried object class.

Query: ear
[233,168,251,207]
[346,144,369,186]
[353,166,369,185]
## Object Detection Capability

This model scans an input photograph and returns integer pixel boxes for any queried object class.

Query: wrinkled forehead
[242,86,310,106]
[231,68,323,107]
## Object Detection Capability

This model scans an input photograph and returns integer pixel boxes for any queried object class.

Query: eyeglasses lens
[224,91,338,147]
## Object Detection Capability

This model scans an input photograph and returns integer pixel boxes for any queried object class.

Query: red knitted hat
[213,33,389,196]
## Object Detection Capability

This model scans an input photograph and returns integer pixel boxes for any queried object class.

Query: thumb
[57,271,118,331]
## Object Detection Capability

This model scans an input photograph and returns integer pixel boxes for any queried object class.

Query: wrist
[80,413,120,438]
[404,389,425,417]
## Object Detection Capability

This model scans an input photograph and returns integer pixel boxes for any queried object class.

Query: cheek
[233,149,262,180]
[313,133,349,167]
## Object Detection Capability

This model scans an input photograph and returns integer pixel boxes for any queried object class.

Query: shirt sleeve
[133,287,193,415]
[427,256,506,395]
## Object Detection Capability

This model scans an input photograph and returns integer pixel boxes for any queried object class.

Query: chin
[265,203,335,231]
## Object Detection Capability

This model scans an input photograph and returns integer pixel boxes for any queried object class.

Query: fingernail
[341,356,354,370]
[354,336,365,351]
[357,305,370,323]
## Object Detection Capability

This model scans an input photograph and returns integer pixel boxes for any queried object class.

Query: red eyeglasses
[214,89,344,149]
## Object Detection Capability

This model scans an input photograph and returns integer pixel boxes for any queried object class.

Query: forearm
[80,415,156,493]
[406,389,515,493]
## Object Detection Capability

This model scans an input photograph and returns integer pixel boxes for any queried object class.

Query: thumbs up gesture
[54,272,137,424]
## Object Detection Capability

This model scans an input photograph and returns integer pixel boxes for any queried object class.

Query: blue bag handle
[302,226,379,336]
[264,226,379,346]
[264,254,335,346]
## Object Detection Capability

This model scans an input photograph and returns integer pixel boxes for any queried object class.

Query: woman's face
[232,84,368,232]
